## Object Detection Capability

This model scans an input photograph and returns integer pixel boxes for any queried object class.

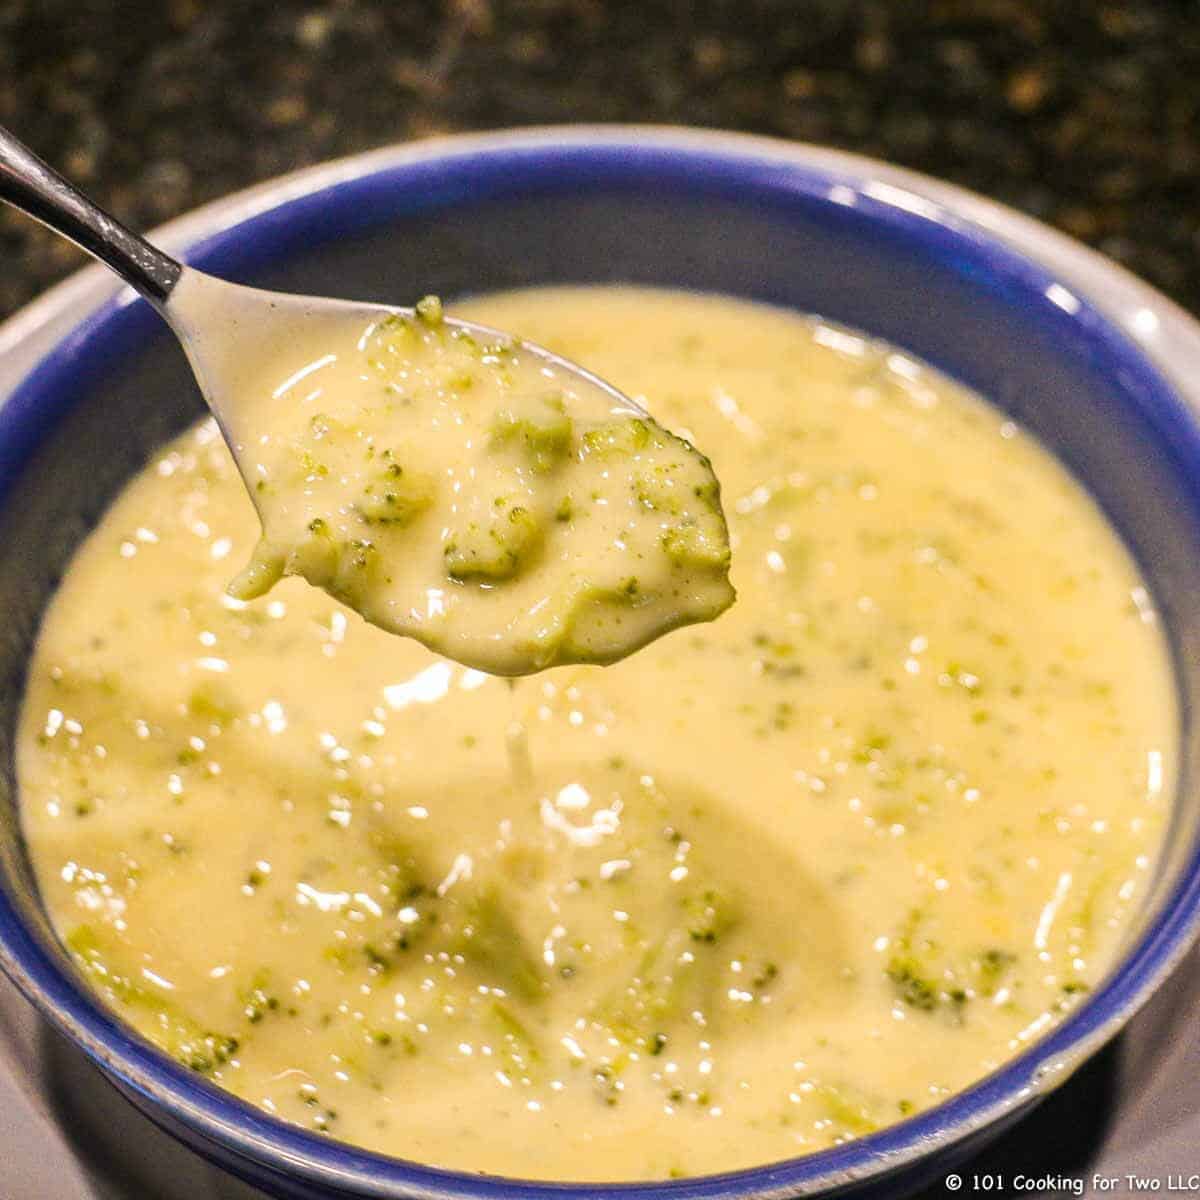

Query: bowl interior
[2,137,1199,1196]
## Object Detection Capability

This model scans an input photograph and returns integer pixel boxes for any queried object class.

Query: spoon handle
[0,124,181,307]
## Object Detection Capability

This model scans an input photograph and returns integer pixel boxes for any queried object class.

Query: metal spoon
[0,123,645,458]
[0,126,741,677]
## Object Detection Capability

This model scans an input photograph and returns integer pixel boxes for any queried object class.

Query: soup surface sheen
[19,287,1175,1182]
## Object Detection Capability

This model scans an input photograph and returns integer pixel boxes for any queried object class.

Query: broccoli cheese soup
[18,287,1175,1182]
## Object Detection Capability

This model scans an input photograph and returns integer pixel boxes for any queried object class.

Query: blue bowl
[2,128,1199,1199]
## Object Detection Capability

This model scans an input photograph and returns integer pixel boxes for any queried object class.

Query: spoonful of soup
[0,126,734,675]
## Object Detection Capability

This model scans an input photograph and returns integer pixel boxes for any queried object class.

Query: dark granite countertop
[1,0,1198,321]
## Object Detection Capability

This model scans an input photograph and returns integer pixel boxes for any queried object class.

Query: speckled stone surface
[1,0,1198,320]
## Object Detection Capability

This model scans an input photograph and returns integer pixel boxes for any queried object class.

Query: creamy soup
[19,287,1174,1181]
[173,276,733,676]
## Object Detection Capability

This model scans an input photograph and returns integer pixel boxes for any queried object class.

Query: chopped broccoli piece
[66,924,239,1076]
[355,462,435,526]
[582,416,653,457]
[415,294,444,325]
[973,948,1016,996]
[491,394,574,472]
[445,502,542,582]
[489,1001,541,1075]
[885,955,941,1012]
[634,453,730,572]
[684,888,739,944]
[448,884,544,1003]
[595,887,741,1049]
[240,970,281,1024]
[885,911,1016,1018]
[662,521,731,570]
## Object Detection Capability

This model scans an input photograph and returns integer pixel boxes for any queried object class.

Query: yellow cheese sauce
[186,282,733,676]
[18,287,1175,1181]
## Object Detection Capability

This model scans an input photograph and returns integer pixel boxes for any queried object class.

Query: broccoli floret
[661,522,731,570]
[240,971,281,1024]
[491,394,574,472]
[594,887,741,1050]
[447,884,544,1003]
[415,294,444,325]
[489,1001,541,1077]
[444,501,542,582]
[355,462,435,526]
[885,955,941,1012]
[684,888,739,944]
[973,947,1017,996]
[66,924,240,1076]
[885,912,1016,1019]
[631,446,730,573]
[582,416,654,457]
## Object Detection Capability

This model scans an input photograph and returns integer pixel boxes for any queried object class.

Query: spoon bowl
[163,267,647,450]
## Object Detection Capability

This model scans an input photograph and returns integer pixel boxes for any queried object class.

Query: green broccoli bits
[67,924,241,1076]
[230,524,389,609]
[661,523,730,570]
[415,294,444,326]
[448,885,545,1004]
[444,501,543,581]
[633,452,729,571]
[884,911,1018,1021]
[355,461,435,526]
[491,394,574,472]
[583,416,654,457]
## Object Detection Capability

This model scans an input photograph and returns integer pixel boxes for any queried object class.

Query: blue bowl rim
[1,126,1199,1199]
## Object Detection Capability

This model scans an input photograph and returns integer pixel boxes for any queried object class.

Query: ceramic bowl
[2,128,1199,1199]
